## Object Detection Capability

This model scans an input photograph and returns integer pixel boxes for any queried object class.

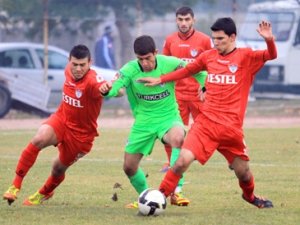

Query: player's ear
[230,33,236,42]
[89,59,93,67]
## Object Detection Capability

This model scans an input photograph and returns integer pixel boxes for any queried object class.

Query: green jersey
[108,54,183,124]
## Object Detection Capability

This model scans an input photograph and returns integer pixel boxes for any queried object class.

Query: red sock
[159,169,181,197]
[39,174,65,195]
[164,144,172,162]
[13,143,40,189]
[239,175,255,202]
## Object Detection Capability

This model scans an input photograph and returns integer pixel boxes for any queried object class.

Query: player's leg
[124,153,147,209]
[160,115,217,200]
[231,157,273,208]
[219,126,273,208]
[124,124,156,208]
[160,144,171,172]
[3,124,57,205]
[158,99,188,173]
[124,153,146,194]
[23,157,67,206]
[159,148,195,197]
[23,131,91,206]
[161,122,191,206]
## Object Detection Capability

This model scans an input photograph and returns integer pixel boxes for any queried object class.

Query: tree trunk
[114,9,133,66]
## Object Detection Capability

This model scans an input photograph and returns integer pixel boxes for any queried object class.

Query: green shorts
[125,116,184,156]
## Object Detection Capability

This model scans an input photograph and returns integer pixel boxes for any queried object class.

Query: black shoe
[242,194,273,208]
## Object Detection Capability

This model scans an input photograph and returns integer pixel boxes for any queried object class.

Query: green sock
[170,148,184,189]
[129,167,148,194]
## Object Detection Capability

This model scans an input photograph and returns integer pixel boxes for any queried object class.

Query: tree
[0,0,204,64]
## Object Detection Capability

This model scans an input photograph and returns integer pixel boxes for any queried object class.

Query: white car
[0,42,117,117]
[0,42,117,91]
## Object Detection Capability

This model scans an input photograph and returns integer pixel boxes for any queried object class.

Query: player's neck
[178,29,194,40]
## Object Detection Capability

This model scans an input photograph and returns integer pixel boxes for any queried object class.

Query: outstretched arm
[138,60,204,86]
[257,20,277,60]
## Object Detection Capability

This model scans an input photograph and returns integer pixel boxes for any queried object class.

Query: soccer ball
[138,188,167,216]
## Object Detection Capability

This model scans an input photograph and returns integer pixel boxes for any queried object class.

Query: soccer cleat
[3,185,20,205]
[23,191,54,206]
[242,194,273,208]
[160,162,170,173]
[170,192,190,206]
[125,201,138,209]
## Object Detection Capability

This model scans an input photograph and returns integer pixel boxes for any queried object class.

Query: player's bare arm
[256,20,274,40]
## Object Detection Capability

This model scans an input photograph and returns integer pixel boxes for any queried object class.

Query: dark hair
[69,44,91,61]
[104,25,112,33]
[176,6,194,18]
[134,35,156,55]
[210,17,237,36]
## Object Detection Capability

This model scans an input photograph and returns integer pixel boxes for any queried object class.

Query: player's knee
[171,136,184,148]
[123,164,137,177]
[31,134,48,149]
[235,167,251,182]
[51,159,68,177]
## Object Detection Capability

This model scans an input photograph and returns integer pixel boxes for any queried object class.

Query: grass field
[0,127,300,225]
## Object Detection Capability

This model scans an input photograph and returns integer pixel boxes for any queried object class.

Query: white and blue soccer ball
[138,188,167,216]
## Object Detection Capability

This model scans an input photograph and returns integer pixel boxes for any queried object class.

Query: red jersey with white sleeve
[161,39,277,128]
[163,29,212,101]
[55,63,106,142]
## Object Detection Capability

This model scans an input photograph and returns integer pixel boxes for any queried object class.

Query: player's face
[136,52,157,72]
[211,30,236,55]
[176,14,195,34]
[69,56,91,80]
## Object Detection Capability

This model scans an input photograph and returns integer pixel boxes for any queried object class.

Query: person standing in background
[160,6,212,201]
[95,25,116,69]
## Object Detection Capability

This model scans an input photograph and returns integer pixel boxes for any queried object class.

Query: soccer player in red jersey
[160,6,212,206]
[138,18,277,208]
[3,45,120,206]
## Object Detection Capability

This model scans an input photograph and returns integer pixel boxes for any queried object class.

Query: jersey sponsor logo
[190,49,198,57]
[136,90,170,101]
[178,44,190,47]
[63,93,84,108]
[228,64,238,73]
[75,89,82,98]
[207,74,238,84]
[217,59,230,64]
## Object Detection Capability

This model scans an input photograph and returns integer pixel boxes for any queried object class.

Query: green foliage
[0,0,199,40]
[0,127,300,225]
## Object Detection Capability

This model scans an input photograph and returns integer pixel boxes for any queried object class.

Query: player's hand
[136,77,162,86]
[198,86,206,102]
[99,81,112,96]
[257,20,274,41]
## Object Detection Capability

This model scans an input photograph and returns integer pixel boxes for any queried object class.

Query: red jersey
[55,63,106,142]
[161,39,277,128]
[163,29,212,101]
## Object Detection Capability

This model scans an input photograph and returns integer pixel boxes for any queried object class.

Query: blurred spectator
[94,25,116,69]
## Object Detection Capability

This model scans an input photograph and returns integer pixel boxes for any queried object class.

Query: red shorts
[182,114,249,165]
[177,99,202,126]
[44,114,93,166]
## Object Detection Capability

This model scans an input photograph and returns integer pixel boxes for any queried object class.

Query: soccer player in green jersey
[100,35,206,208]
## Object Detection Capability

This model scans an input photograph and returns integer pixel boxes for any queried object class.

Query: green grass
[0,127,300,225]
